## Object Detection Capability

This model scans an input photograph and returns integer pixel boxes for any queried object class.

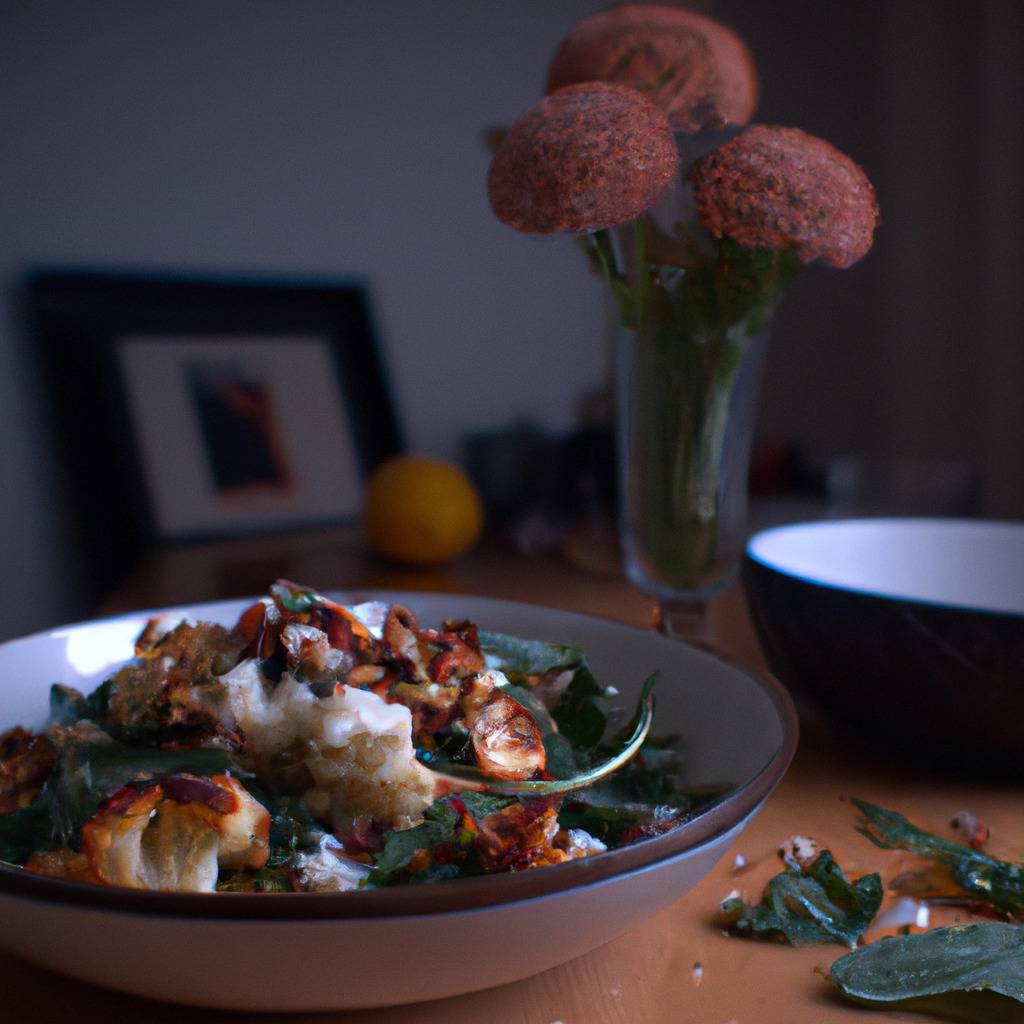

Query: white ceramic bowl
[0,593,797,1011]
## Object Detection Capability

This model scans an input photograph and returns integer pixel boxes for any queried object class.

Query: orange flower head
[546,3,758,133]
[488,81,678,235]
[688,125,880,268]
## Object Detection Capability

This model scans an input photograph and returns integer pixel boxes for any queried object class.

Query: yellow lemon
[363,455,484,566]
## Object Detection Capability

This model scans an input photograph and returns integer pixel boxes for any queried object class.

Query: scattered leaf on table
[831,923,1024,1012]
[721,850,883,947]
[854,799,1024,918]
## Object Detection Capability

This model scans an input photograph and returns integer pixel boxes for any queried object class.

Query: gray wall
[2,1,1021,638]
[0,1,607,638]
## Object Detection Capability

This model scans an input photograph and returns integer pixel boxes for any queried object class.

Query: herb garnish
[368,799,464,886]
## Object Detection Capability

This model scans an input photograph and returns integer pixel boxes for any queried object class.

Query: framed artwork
[27,270,402,601]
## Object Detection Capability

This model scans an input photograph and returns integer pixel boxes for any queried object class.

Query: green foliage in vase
[590,217,802,592]
[584,222,802,346]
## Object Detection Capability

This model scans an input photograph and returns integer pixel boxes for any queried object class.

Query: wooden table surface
[3,526,1021,1024]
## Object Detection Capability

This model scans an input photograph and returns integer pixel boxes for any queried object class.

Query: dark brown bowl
[744,518,1024,769]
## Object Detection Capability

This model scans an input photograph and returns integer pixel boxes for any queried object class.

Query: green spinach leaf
[478,631,582,675]
[541,730,580,781]
[854,799,1024,918]
[368,799,462,885]
[457,791,516,821]
[479,631,612,754]
[0,795,55,865]
[831,924,1024,1011]
[48,684,86,726]
[722,850,883,947]
[239,786,322,866]
[550,665,608,751]
[47,679,114,726]
[0,740,236,864]
[557,743,707,847]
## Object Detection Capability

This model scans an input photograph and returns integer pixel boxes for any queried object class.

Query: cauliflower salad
[0,582,706,893]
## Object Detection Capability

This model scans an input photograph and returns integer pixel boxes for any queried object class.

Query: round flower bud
[546,3,758,133]
[688,125,880,268]
[488,82,679,235]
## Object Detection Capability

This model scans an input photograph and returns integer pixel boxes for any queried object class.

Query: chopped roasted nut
[0,727,56,815]
[469,691,546,782]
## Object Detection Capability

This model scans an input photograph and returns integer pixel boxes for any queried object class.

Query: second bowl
[744,517,1024,768]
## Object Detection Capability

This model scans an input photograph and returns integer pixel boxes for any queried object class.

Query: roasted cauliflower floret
[222,660,434,833]
[33,773,272,892]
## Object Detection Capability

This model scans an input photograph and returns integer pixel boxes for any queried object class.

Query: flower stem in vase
[606,218,800,643]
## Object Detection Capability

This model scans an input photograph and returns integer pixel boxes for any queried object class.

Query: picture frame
[27,269,403,602]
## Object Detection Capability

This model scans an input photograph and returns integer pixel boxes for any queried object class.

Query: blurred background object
[363,454,484,567]
[28,270,400,610]
[463,419,615,552]
[1,1,1022,639]
[822,457,975,520]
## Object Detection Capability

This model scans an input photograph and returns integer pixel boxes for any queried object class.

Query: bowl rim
[0,592,798,920]
[745,517,1024,620]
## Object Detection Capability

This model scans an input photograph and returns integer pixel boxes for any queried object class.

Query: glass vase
[601,134,795,646]
[616,315,768,643]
